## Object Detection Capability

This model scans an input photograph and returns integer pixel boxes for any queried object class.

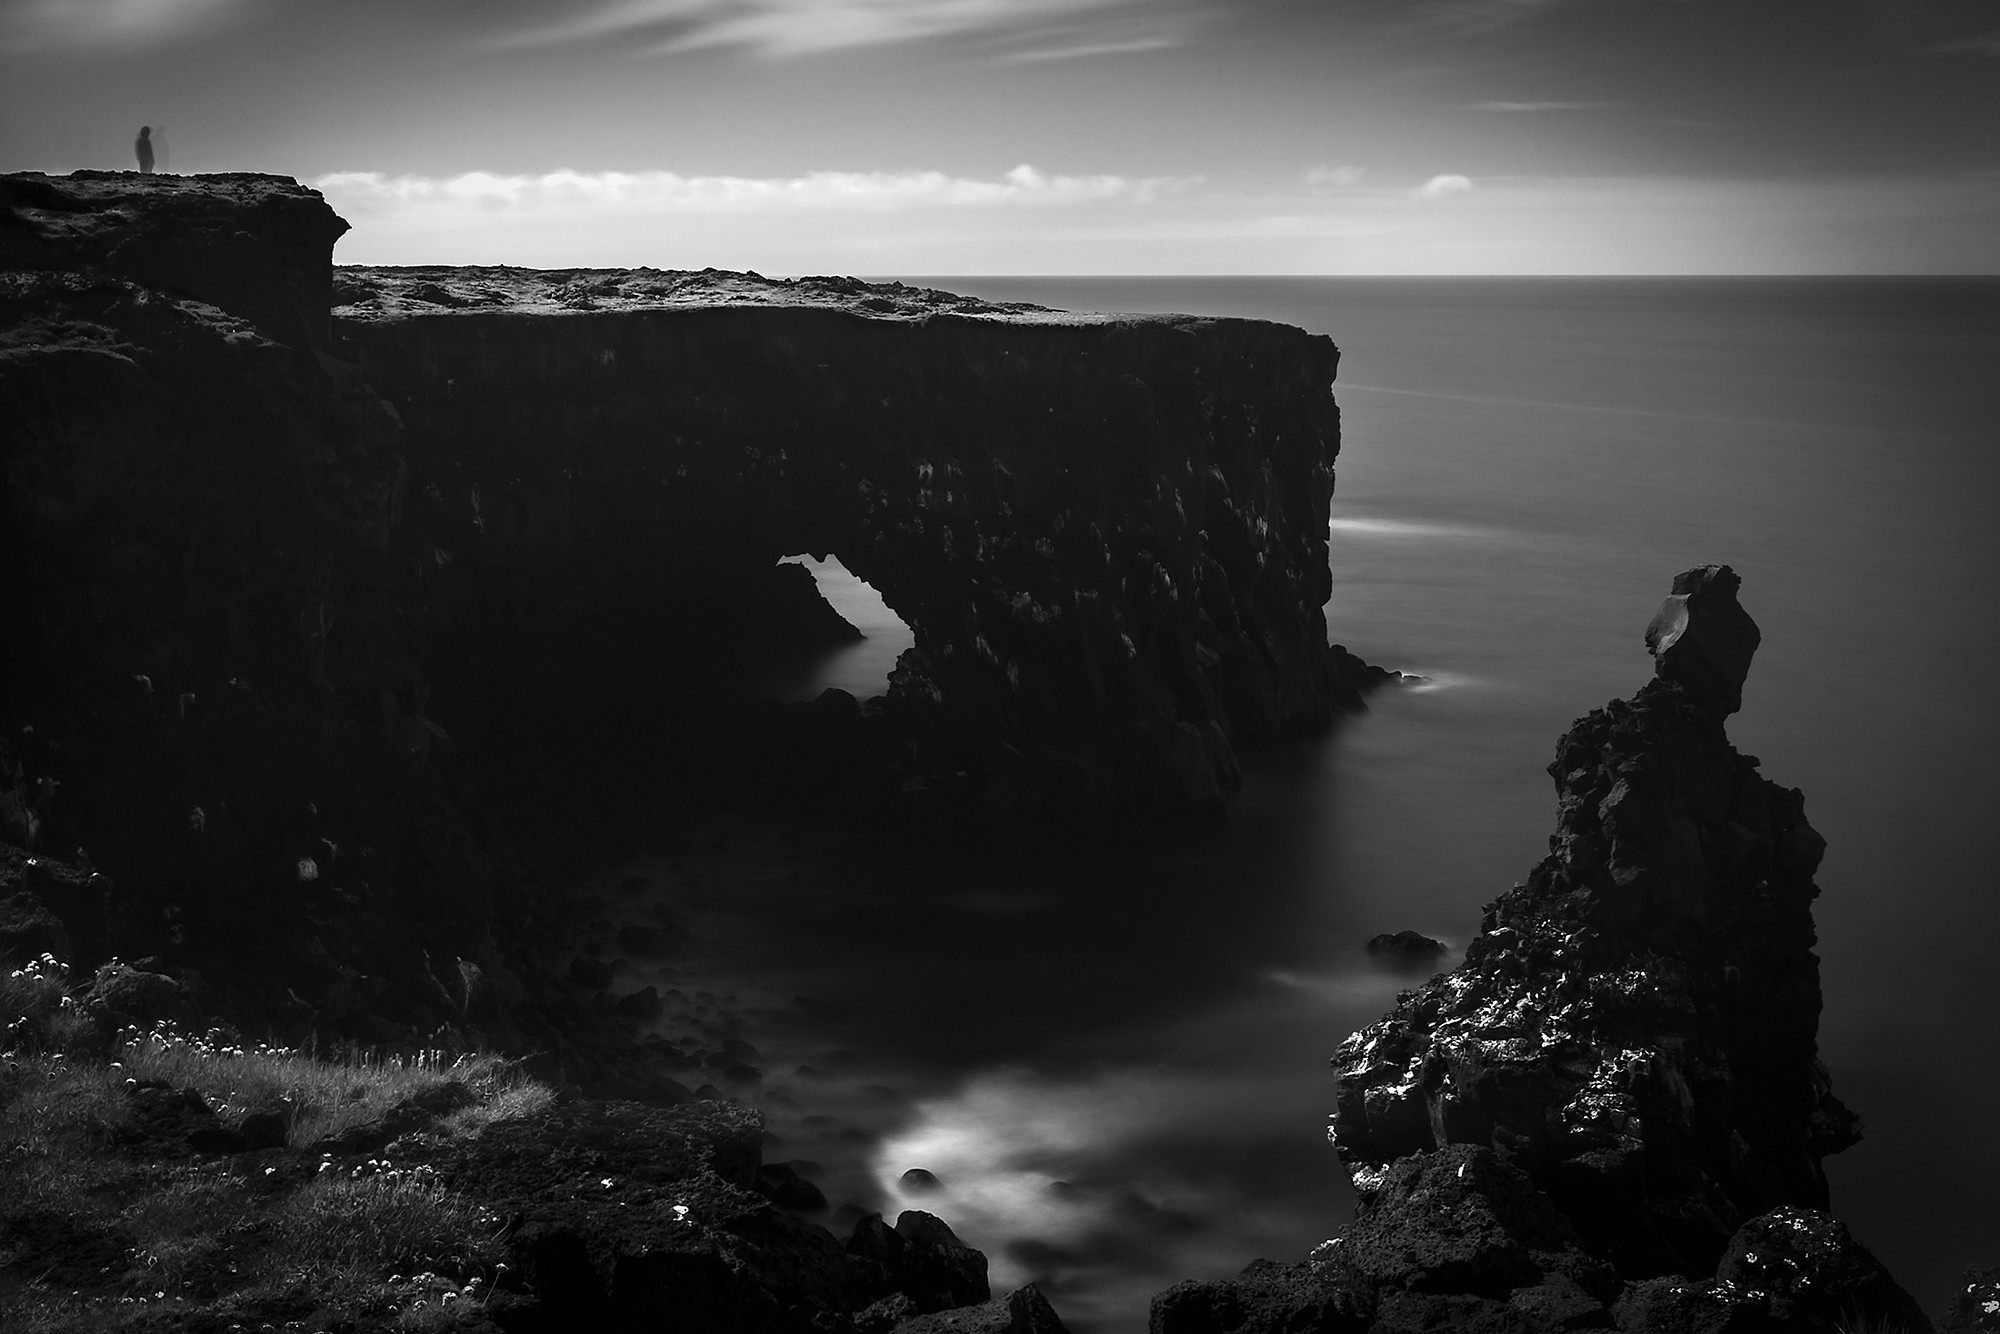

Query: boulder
[1943,1264,2000,1333]
[1149,1255,1369,1334]
[889,1283,1071,1333]
[1716,1207,1932,1333]
[84,962,200,1030]
[1365,931,1447,962]
[895,1210,991,1313]
[1644,564,1760,718]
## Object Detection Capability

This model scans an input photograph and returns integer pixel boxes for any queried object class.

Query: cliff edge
[1,170,1371,1050]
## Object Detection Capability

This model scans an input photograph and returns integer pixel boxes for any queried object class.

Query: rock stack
[1153,567,1934,1333]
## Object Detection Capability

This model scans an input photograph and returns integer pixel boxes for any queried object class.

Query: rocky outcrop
[404,1097,1038,1332]
[1,171,1367,1041]
[1152,568,1930,1333]
[1330,567,1853,1276]
[333,264,1366,817]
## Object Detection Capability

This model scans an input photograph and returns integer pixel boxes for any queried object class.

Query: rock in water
[1153,568,1928,1332]
[1364,930,1447,962]
[1332,567,1858,1277]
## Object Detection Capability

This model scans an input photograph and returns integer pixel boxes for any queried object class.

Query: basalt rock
[3,169,1367,1044]
[333,263,1356,818]
[1330,567,1859,1278]
[1151,570,1928,1333]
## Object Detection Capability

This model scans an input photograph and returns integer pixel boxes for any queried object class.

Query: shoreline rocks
[1153,568,1937,1332]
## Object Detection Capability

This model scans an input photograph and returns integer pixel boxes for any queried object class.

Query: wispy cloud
[0,0,243,53]
[1416,173,1474,198]
[316,164,1202,218]
[995,34,1178,62]
[1465,100,1613,111]
[495,0,1194,58]
[1304,165,1366,189]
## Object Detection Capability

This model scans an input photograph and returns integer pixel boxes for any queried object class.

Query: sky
[2,0,1997,274]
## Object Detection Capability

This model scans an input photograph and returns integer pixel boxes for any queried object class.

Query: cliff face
[334,266,1359,816]
[1,171,1361,1045]
[1150,568,1930,1333]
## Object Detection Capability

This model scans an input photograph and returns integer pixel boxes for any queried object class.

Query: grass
[0,952,554,1332]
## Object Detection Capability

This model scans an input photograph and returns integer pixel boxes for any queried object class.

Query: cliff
[332,263,1367,817]
[1151,568,1933,1333]
[0,170,1368,1044]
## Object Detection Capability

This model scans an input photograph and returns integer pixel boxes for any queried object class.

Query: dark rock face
[1365,931,1447,962]
[2,170,1366,1049]
[1150,569,1929,1333]
[1332,567,1852,1277]
[1943,1265,2000,1333]
[334,264,1356,817]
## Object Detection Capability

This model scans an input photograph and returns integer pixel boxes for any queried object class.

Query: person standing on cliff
[135,126,154,173]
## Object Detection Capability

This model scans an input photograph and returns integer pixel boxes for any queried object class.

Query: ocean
[627,277,2000,1332]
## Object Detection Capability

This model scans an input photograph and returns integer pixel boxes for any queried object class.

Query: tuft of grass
[1,956,553,1332]
[1,953,97,1054]
[116,1021,544,1147]
[281,1161,505,1281]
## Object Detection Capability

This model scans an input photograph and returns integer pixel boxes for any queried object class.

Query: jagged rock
[894,1210,992,1314]
[757,1160,830,1212]
[848,1212,911,1307]
[858,1292,924,1332]
[83,962,200,1030]
[889,1283,1071,1332]
[1943,1264,2000,1333]
[1644,565,1760,718]
[1610,1276,1778,1333]
[1170,570,1921,1333]
[115,1081,229,1154]
[0,171,349,353]
[1365,931,1446,962]
[1338,1146,1615,1304]
[1716,1207,1932,1333]
[1330,569,1855,1277]
[1150,1254,1369,1333]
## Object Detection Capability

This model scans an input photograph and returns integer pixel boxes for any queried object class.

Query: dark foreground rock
[392,1097,1042,1332]
[1152,568,1932,1333]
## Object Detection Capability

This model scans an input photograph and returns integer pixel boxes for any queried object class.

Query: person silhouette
[135,126,154,173]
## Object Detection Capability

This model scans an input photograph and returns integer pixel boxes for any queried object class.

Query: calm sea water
[627,278,2000,1332]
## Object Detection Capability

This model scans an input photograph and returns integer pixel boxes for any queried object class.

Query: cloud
[1465,100,1614,111]
[1416,173,1474,198]
[495,0,1194,58]
[315,164,1202,219]
[1304,165,1366,189]
[995,34,1179,62]
[0,0,243,53]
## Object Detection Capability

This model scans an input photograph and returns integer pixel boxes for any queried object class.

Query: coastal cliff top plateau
[335,263,1147,326]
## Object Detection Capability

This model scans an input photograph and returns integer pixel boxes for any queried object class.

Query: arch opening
[763,554,916,702]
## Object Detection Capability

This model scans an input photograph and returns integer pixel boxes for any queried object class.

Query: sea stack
[1152,567,1931,1333]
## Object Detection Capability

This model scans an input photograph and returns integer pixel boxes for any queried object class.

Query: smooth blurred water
[636,278,2000,1330]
